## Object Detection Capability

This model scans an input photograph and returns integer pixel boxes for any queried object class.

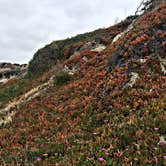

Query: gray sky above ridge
[0,0,141,64]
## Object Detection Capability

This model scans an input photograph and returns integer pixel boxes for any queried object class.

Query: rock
[91,44,106,52]
[0,63,27,84]
[123,72,139,89]
[159,58,166,75]
[82,56,88,62]
[112,21,135,43]
[108,51,122,72]
[63,65,77,75]
[80,41,95,50]
[79,41,106,53]
[139,59,147,63]
[158,136,166,145]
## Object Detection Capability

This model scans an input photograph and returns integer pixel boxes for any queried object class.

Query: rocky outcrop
[0,63,27,83]
[27,18,134,77]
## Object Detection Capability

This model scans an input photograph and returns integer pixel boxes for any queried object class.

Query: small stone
[158,136,166,145]
[82,56,88,62]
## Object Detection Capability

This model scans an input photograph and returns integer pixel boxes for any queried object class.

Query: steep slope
[0,3,166,166]
[27,17,135,77]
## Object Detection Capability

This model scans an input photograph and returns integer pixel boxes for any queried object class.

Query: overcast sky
[0,0,141,64]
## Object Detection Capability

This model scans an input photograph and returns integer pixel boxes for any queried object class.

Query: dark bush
[54,71,71,86]
[27,29,102,77]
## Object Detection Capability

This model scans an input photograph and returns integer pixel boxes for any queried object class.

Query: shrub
[54,71,71,86]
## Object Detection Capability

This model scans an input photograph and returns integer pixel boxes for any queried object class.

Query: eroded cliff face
[0,63,27,83]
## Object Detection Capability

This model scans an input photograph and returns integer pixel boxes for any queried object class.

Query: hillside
[0,2,166,165]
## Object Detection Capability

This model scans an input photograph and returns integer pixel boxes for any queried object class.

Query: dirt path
[0,77,54,126]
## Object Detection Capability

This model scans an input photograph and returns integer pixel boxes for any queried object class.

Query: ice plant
[109,144,114,149]
[98,157,104,162]
[154,127,159,131]
[101,148,106,151]
[40,143,45,147]
[36,157,42,161]
[93,132,98,136]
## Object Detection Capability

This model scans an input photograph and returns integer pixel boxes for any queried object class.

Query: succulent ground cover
[0,3,165,166]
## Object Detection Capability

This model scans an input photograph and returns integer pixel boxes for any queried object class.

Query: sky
[0,0,141,64]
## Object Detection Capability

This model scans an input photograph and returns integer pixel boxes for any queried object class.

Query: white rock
[82,56,88,62]
[112,19,136,43]
[158,136,166,145]
[63,65,77,75]
[0,78,8,83]
[160,60,166,75]
[0,68,12,73]
[126,72,139,88]
[91,44,106,52]
[139,59,147,63]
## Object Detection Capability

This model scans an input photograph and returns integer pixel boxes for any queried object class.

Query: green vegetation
[51,28,102,47]
[54,71,72,86]
[0,78,29,107]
